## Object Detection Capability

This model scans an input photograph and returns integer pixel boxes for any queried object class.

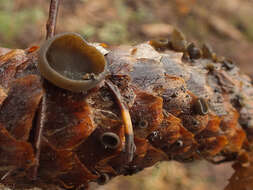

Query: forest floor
[0,0,253,190]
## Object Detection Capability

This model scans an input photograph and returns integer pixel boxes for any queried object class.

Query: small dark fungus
[38,32,107,92]
[100,132,120,149]
[182,52,190,62]
[176,140,184,147]
[202,43,217,61]
[138,119,149,129]
[192,118,200,127]
[222,59,235,70]
[97,173,110,185]
[205,63,215,72]
[124,165,142,175]
[149,38,169,51]
[193,97,209,115]
[187,42,201,59]
[170,28,187,52]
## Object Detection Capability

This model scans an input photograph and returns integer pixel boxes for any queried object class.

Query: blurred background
[0,0,252,189]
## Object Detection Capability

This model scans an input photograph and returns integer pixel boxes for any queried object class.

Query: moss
[0,1,44,47]
[98,21,128,44]
[79,24,96,38]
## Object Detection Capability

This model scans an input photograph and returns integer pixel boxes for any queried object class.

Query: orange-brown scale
[42,81,96,150]
[0,75,43,141]
[148,113,182,147]
[74,120,125,174]
[0,50,28,88]
[0,124,35,170]
[130,90,163,138]
[37,139,97,189]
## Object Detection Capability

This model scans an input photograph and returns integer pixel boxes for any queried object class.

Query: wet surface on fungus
[38,33,107,92]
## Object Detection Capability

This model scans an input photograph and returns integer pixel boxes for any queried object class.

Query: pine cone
[0,30,253,189]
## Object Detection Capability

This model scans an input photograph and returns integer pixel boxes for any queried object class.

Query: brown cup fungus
[100,132,120,149]
[38,32,107,92]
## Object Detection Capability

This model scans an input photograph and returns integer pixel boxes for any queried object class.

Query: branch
[0,29,253,190]
[46,0,60,39]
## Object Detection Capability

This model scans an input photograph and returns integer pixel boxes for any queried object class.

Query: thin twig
[30,95,46,180]
[46,0,61,39]
[1,168,15,181]
[30,0,61,179]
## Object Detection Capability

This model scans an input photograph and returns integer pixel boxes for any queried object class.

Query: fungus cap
[38,32,107,92]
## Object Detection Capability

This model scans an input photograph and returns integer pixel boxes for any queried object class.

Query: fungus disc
[38,32,107,92]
